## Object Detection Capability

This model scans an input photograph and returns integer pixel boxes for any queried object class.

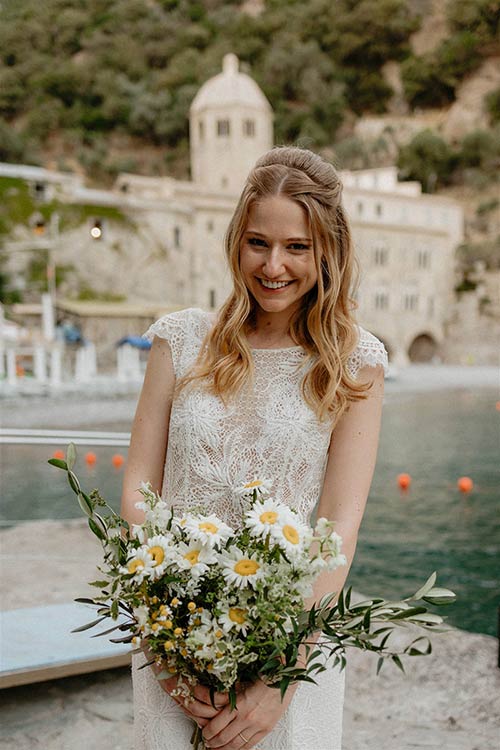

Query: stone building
[2,53,467,367]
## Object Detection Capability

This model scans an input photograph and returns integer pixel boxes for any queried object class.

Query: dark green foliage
[0,0,419,167]
[397,130,456,192]
[401,0,499,111]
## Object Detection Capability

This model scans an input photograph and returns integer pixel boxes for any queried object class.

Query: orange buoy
[397,473,412,490]
[85,451,97,466]
[112,453,124,469]
[52,450,65,460]
[457,476,473,493]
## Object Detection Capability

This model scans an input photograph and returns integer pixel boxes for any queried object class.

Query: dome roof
[190,53,272,113]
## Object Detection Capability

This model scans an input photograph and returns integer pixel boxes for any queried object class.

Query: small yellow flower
[171,597,180,606]
[127,559,145,574]
[216,651,224,659]
[234,559,260,576]
[283,524,300,545]
[215,629,223,638]
[187,602,196,612]
[164,640,174,651]
[181,648,188,656]
[151,623,161,632]
[148,545,165,565]
[174,627,183,636]
[151,596,159,604]
[228,608,247,625]
[164,620,173,629]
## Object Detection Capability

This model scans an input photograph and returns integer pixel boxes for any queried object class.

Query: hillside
[0,0,499,272]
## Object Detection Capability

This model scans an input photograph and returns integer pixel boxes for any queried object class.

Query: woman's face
[239,195,318,320]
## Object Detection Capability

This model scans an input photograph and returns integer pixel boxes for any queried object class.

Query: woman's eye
[248,238,266,247]
[289,243,308,251]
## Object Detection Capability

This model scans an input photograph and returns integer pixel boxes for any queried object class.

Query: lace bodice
[143,308,388,528]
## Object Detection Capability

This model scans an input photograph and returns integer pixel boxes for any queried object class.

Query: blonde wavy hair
[179,145,373,426]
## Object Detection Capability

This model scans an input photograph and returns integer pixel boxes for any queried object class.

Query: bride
[121,145,388,750]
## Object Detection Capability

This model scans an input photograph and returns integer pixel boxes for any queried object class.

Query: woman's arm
[120,335,175,526]
[305,362,385,609]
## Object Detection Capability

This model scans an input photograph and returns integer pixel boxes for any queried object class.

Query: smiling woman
[122,146,389,750]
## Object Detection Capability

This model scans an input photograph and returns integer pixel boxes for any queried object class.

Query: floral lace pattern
[132,307,388,749]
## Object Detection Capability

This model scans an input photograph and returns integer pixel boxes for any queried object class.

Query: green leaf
[392,655,405,673]
[48,458,67,470]
[376,657,384,675]
[422,587,456,605]
[88,517,106,540]
[78,492,93,517]
[89,580,109,588]
[67,470,81,495]
[71,616,107,632]
[66,443,77,471]
[412,571,437,601]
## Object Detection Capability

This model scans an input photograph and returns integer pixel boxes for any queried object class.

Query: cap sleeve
[142,307,209,377]
[347,326,389,379]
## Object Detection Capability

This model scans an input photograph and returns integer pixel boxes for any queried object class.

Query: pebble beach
[1,364,499,750]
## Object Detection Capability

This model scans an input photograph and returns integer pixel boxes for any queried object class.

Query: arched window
[243,119,255,136]
[217,119,230,137]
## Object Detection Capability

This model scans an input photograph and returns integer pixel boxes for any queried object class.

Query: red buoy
[112,453,125,469]
[52,450,65,460]
[457,476,473,493]
[85,452,97,466]
[397,473,412,490]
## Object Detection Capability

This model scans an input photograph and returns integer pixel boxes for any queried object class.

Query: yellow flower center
[260,511,278,525]
[283,525,300,544]
[245,480,263,489]
[184,550,200,565]
[164,640,174,651]
[128,558,145,574]
[234,559,260,576]
[228,607,247,624]
[148,546,165,565]
[198,521,218,534]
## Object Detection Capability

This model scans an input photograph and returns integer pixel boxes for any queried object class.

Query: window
[209,289,216,308]
[221,176,228,188]
[374,292,389,310]
[174,226,181,248]
[403,294,419,312]
[373,246,388,266]
[207,220,214,232]
[375,203,383,217]
[417,250,431,269]
[217,119,230,136]
[32,182,46,202]
[199,121,204,140]
[243,119,255,136]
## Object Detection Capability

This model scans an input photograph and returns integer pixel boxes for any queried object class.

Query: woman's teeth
[259,279,292,289]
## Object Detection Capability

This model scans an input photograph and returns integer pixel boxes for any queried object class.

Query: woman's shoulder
[347,325,389,378]
[142,307,212,344]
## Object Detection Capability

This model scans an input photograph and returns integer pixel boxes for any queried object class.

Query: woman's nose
[262,247,286,277]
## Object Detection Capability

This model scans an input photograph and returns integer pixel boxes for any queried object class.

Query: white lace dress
[132,307,389,750]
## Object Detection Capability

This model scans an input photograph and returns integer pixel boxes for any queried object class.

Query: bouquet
[49,445,456,749]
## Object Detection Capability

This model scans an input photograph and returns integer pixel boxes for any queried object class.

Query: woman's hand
[144,645,229,728]
[202,678,298,749]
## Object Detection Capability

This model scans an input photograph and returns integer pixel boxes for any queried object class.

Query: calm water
[1,388,498,636]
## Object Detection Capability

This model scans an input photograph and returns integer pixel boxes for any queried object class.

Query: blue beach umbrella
[116,335,152,350]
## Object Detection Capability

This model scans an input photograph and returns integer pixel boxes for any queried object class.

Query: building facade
[2,54,465,366]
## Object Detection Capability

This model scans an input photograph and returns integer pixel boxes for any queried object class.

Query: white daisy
[218,605,250,636]
[270,513,312,557]
[234,478,273,499]
[184,514,234,548]
[219,546,264,589]
[314,516,335,537]
[244,498,288,539]
[175,541,218,578]
[122,547,154,583]
[145,535,173,579]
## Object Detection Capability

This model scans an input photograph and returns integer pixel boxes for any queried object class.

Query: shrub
[397,130,456,192]
[485,88,500,125]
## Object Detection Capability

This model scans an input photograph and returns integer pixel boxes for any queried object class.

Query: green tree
[397,130,456,192]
